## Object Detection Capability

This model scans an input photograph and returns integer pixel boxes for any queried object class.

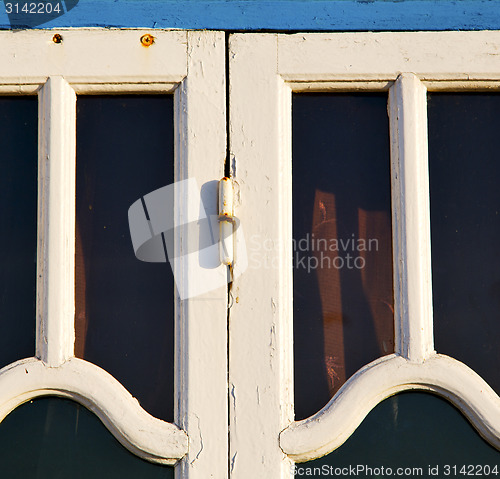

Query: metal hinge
[218,177,234,266]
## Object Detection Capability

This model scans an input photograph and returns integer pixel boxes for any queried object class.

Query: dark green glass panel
[293,94,394,421]
[295,392,499,476]
[0,97,37,367]
[0,397,173,478]
[428,94,500,395]
[76,96,174,422]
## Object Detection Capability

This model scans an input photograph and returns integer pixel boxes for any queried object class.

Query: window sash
[228,32,500,478]
[0,29,228,478]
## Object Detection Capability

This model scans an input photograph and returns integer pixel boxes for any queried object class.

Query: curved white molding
[280,353,500,462]
[0,357,188,465]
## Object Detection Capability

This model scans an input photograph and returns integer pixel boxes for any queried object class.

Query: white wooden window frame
[2,28,500,479]
[228,32,500,478]
[0,29,228,479]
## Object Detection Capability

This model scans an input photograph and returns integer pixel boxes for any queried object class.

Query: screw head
[52,34,63,44]
[140,34,154,47]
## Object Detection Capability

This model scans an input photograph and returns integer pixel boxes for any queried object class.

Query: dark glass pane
[0,397,173,478]
[293,94,394,421]
[76,96,174,422]
[295,392,499,476]
[0,97,37,367]
[428,94,500,394]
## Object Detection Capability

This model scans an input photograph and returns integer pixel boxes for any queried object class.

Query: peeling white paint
[229,33,294,479]
[229,31,500,477]
[176,30,229,479]
[0,29,228,475]
[2,28,500,478]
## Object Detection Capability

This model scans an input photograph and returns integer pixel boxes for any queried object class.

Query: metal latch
[218,177,234,266]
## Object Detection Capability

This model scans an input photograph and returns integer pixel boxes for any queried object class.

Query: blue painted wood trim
[1,1,500,31]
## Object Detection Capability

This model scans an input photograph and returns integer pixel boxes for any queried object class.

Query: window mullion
[389,73,434,363]
[36,76,76,367]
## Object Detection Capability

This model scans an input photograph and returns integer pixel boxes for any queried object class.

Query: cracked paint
[190,413,204,465]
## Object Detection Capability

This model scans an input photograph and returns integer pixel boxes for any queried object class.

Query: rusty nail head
[52,34,63,44]
[141,34,154,47]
